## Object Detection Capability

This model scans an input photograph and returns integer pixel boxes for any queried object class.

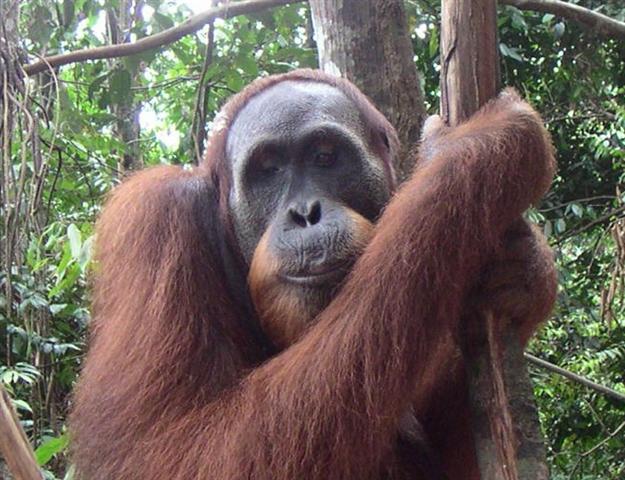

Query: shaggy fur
[69,70,556,479]
[248,209,375,348]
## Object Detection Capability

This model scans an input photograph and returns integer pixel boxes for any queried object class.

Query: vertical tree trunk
[0,385,41,480]
[440,0,500,124]
[0,0,22,342]
[107,0,143,172]
[309,0,425,181]
[440,1,549,479]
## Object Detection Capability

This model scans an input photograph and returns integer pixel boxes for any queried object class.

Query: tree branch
[568,420,625,478]
[191,13,216,165]
[0,385,42,480]
[501,0,625,41]
[24,0,304,76]
[558,204,625,242]
[525,353,625,404]
[23,0,625,76]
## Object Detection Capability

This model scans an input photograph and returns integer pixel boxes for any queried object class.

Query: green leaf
[49,265,81,298]
[24,293,49,310]
[428,29,439,58]
[50,304,68,315]
[35,433,70,466]
[13,399,33,413]
[171,44,193,65]
[25,237,41,270]
[543,220,552,237]
[78,235,94,272]
[2,371,16,384]
[55,243,74,282]
[153,12,175,31]
[225,70,244,92]
[238,54,259,77]
[553,22,565,39]
[511,10,528,32]
[87,73,110,101]
[499,43,523,62]
[67,224,82,260]
[571,203,583,217]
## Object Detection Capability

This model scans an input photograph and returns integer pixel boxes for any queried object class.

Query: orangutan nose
[288,200,322,228]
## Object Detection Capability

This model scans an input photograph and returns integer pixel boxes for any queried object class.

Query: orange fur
[69,72,556,480]
[248,209,374,348]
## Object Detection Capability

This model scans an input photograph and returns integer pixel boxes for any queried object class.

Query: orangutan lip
[280,267,346,287]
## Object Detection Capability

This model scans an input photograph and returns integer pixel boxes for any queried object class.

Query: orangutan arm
[72,90,555,480]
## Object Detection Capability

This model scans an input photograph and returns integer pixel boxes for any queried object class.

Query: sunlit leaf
[67,224,82,260]
[35,434,70,466]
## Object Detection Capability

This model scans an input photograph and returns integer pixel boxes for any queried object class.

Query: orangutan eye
[257,153,283,174]
[314,146,337,167]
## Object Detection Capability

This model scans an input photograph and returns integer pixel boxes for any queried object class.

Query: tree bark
[0,0,24,366]
[309,0,426,181]
[0,385,42,480]
[440,0,500,125]
[440,1,549,479]
[107,0,143,172]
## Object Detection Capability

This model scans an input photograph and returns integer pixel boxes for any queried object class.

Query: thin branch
[567,420,625,480]
[539,195,617,213]
[525,353,625,404]
[45,147,63,223]
[24,0,304,76]
[558,204,625,241]
[192,12,216,165]
[501,0,625,41]
[581,396,608,434]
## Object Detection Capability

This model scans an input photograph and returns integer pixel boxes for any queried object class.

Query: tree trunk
[440,0,500,125]
[107,0,143,172]
[309,0,425,181]
[0,385,42,480]
[440,1,549,479]
[0,0,24,365]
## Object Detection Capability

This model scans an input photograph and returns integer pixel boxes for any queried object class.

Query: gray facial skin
[227,80,391,282]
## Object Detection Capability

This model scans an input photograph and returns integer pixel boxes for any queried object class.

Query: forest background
[0,1,624,478]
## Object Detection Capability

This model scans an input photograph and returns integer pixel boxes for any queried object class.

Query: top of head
[202,69,398,185]
[226,80,367,172]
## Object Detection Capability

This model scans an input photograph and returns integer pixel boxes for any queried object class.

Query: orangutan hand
[472,218,557,344]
